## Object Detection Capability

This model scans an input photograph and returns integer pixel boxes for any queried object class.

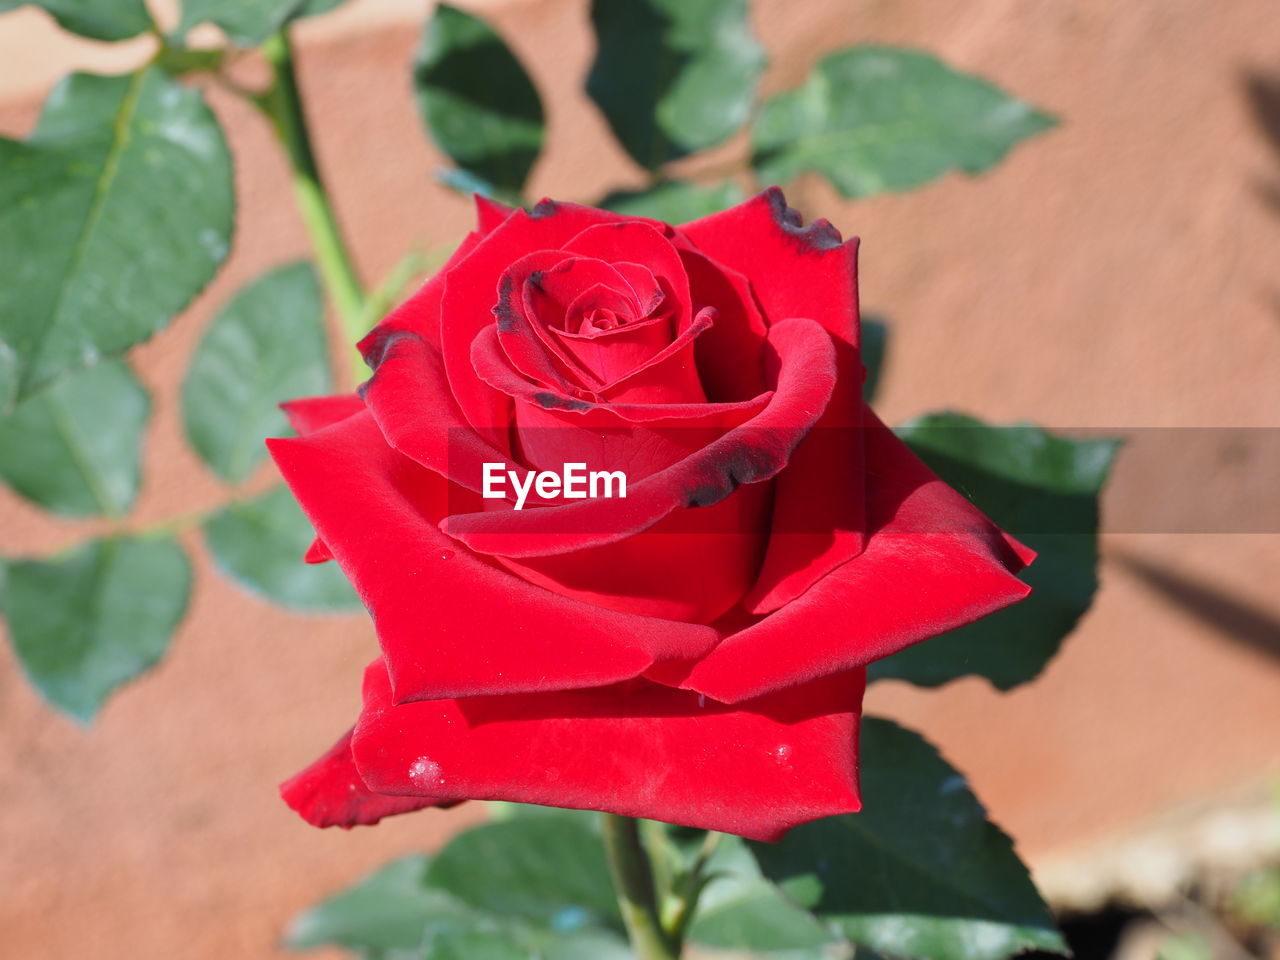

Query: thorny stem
[602,815,682,960]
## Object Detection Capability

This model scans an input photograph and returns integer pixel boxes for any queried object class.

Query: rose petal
[351,659,864,842]
[302,538,332,564]
[683,187,866,612]
[434,202,644,437]
[280,727,453,829]
[563,221,692,332]
[474,194,516,233]
[473,322,770,424]
[679,246,769,401]
[267,409,719,702]
[280,394,365,435]
[444,317,837,559]
[672,411,1035,703]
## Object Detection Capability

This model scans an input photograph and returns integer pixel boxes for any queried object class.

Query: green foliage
[688,835,837,953]
[286,855,448,957]
[425,816,622,932]
[5,535,191,723]
[203,485,360,612]
[414,4,545,202]
[753,46,1055,199]
[181,262,331,485]
[0,0,151,41]
[287,818,631,960]
[0,359,148,517]
[587,0,765,171]
[751,718,1066,960]
[871,413,1119,689]
[0,68,234,408]
[600,181,744,223]
[177,0,350,46]
[293,723,1061,960]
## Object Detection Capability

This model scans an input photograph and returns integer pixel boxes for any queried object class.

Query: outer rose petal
[683,187,866,613]
[281,394,365,435]
[474,194,516,233]
[281,727,452,828]
[266,409,719,702]
[674,410,1036,703]
[280,395,367,566]
[351,659,864,841]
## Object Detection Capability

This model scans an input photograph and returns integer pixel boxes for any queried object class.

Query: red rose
[271,188,1033,841]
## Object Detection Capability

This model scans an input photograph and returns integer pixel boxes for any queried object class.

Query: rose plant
[0,1,1118,958]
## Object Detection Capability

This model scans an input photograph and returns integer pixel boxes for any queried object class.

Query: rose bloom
[271,188,1033,841]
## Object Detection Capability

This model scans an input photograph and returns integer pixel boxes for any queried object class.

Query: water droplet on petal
[408,756,441,786]
[439,550,455,560]
[772,744,793,765]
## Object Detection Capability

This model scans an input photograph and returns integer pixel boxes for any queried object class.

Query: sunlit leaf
[871,413,1119,689]
[6,535,191,722]
[181,262,330,485]
[0,68,233,408]
[587,0,765,170]
[414,4,544,201]
[751,718,1066,960]
[0,0,151,41]
[753,46,1055,198]
[0,359,148,517]
[600,181,744,222]
[203,485,360,612]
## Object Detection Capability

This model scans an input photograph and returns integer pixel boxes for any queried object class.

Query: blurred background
[1,0,1278,957]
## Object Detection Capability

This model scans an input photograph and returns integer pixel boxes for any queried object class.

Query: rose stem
[258,28,368,389]
[601,814,682,960]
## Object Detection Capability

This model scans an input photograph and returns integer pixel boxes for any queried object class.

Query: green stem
[601,815,681,960]
[257,29,367,387]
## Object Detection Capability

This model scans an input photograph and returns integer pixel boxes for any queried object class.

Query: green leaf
[690,835,838,953]
[203,485,360,612]
[181,262,330,484]
[870,412,1119,689]
[751,718,1066,960]
[285,855,458,957]
[0,0,151,41]
[0,68,234,408]
[752,46,1056,199]
[600,180,744,223]
[177,0,350,47]
[861,316,887,403]
[287,828,631,960]
[587,0,765,170]
[431,928,632,960]
[5,534,192,723]
[425,816,623,933]
[0,359,148,517]
[414,4,544,201]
